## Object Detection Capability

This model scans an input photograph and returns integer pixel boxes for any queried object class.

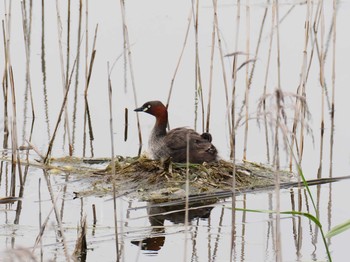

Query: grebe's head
[134,101,167,117]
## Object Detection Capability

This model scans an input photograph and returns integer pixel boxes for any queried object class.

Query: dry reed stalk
[10,121,17,196]
[38,178,43,261]
[228,0,240,258]
[42,5,84,160]
[83,0,89,154]
[248,1,268,90]
[117,0,127,95]
[207,216,212,260]
[260,0,272,163]
[83,0,89,156]
[329,0,337,179]
[242,0,250,161]
[122,26,127,94]
[83,24,98,157]
[300,2,321,170]
[1,21,10,185]
[16,2,36,226]
[166,10,192,109]
[273,91,282,261]
[72,0,83,154]
[65,7,74,155]
[9,67,23,196]
[240,194,247,259]
[191,0,204,132]
[124,108,128,141]
[317,1,326,180]
[245,0,269,160]
[191,219,200,258]
[44,53,78,163]
[66,0,71,91]
[327,1,337,240]
[92,203,97,224]
[107,63,120,262]
[85,0,89,79]
[2,0,17,197]
[296,186,302,248]
[55,0,73,156]
[59,172,70,222]
[20,1,35,145]
[25,139,44,160]
[289,189,301,257]
[3,0,12,65]
[85,23,98,93]
[205,18,215,133]
[273,1,282,260]
[291,0,313,169]
[19,0,35,185]
[14,152,32,224]
[92,205,96,236]
[212,206,225,260]
[41,0,50,141]
[44,171,70,261]
[32,182,64,253]
[26,0,34,110]
[119,0,143,156]
[183,133,190,262]
[211,0,232,156]
[304,3,325,92]
[303,1,336,146]
[267,192,276,255]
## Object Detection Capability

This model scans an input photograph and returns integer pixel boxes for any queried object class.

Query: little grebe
[135,101,218,164]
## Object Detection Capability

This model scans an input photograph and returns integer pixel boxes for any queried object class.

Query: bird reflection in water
[131,200,214,253]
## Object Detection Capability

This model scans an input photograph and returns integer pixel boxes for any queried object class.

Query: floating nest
[84,155,296,202]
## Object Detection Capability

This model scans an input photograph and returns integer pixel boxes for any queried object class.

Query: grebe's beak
[134,105,147,112]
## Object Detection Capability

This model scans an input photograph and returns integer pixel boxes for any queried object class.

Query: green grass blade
[234,207,321,227]
[232,207,331,261]
[326,219,350,238]
[295,165,318,215]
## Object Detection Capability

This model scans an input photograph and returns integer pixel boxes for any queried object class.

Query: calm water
[1,0,350,261]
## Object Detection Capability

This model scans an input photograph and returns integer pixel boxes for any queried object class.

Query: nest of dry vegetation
[87,155,295,202]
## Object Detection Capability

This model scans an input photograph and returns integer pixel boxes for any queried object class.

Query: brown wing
[164,128,217,163]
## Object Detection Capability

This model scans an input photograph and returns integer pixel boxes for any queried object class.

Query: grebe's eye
[143,104,151,112]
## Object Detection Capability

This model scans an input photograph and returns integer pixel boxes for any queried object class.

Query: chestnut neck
[153,107,168,137]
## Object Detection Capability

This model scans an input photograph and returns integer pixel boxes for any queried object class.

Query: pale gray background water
[1,0,350,261]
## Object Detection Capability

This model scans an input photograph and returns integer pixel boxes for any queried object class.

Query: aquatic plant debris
[0,153,296,202]
[80,155,297,202]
